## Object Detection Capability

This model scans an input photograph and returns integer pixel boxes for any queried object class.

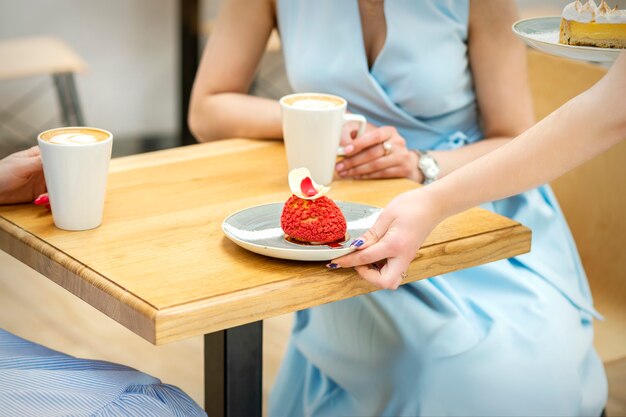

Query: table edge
[0,217,158,343]
[153,223,531,344]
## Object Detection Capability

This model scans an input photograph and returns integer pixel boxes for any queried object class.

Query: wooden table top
[0,139,531,344]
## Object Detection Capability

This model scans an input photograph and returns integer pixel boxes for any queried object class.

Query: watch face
[419,154,440,181]
[425,166,438,177]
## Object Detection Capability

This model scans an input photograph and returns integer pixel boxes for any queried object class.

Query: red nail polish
[34,194,49,205]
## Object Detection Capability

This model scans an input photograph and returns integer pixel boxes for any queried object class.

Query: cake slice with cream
[559,0,626,49]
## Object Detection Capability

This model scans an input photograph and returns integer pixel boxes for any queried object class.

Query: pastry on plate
[559,0,626,49]
[280,168,347,245]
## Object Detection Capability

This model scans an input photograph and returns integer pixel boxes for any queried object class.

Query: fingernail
[344,144,354,154]
[368,263,381,271]
[326,263,340,269]
[350,239,365,248]
[335,163,344,171]
[34,195,49,205]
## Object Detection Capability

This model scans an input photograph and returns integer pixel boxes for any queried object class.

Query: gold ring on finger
[382,140,392,156]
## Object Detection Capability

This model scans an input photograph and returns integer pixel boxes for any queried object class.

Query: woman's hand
[336,126,421,181]
[338,119,378,148]
[329,188,443,289]
[0,146,47,205]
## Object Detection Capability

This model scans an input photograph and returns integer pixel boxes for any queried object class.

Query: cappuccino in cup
[39,127,110,145]
[280,93,366,185]
[282,95,344,110]
[37,127,113,231]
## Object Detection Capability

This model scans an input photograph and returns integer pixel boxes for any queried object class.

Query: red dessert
[280,168,347,244]
[281,195,346,243]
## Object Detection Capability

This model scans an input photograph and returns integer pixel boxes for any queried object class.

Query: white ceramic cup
[37,127,113,231]
[280,93,367,185]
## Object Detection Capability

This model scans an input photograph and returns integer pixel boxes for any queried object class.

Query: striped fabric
[0,329,207,417]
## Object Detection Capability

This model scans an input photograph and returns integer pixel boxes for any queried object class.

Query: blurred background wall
[0,0,221,157]
[0,0,180,152]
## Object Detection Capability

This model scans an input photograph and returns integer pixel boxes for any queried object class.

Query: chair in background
[527,49,626,413]
[0,36,87,145]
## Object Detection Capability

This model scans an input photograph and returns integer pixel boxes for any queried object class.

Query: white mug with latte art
[280,93,367,185]
[38,126,113,231]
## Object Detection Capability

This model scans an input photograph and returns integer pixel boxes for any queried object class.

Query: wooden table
[0,138,531,417]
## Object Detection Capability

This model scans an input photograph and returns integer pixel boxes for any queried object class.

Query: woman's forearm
[429,137,512,178]
[425,55,626,220]
[188,93,282,142]
[186,0,281,142]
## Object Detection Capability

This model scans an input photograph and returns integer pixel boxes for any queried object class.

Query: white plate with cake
[513,0,625,63]
[222,201,381,261]
[222,168,381,261]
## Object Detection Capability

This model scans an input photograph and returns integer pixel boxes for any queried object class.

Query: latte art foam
[291,99,340,110]
[281,94,345,110]
[49,133,100,145]
[39,127,110,145]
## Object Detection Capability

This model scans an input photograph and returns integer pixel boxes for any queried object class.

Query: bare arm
[430,51,626,217]
[333,52,626,289]
[188,0,282,141]
[430,0,535,177]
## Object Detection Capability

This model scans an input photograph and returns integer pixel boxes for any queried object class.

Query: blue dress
[0,329,206,417]
[269,1,608,416]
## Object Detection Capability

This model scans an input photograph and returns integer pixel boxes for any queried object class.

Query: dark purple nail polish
[326,263,340,269]
[351,239,365,248]
[368,262,381,271]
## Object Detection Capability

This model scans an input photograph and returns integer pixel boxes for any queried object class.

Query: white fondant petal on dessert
[288,167,330,200]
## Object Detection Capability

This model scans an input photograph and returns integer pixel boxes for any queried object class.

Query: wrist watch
[416,150,440,185]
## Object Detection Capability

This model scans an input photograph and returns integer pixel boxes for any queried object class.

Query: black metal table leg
[205,321,263,417]
[180,0,199,146]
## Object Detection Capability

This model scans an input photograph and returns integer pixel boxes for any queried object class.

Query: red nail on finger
[34,194,49,206]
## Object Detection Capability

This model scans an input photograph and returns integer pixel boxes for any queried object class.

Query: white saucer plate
[512,16,622,63]
[222,201,381,261]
